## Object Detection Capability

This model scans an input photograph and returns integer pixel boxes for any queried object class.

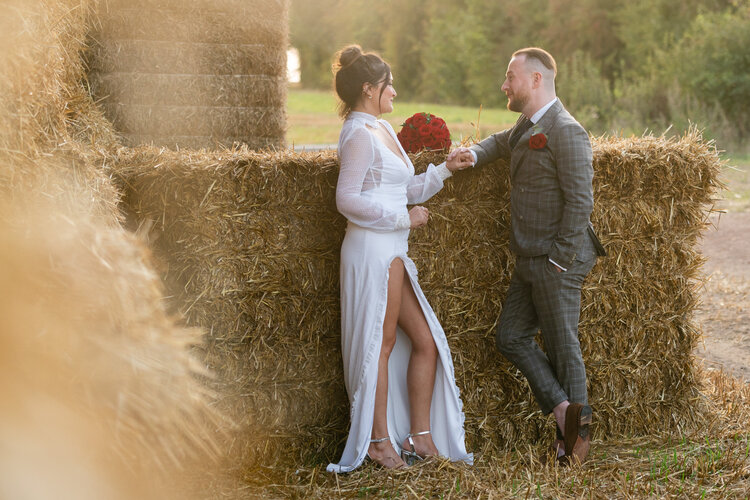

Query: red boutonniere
[529,125,547,149]
[397,112,452,153]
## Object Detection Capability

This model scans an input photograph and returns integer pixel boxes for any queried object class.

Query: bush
[556,51,614,134]
[672,6,750,142]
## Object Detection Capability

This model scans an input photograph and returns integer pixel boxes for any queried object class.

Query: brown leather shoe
[562,403,592,465]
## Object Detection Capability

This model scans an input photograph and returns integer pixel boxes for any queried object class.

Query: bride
[326,45,474,472]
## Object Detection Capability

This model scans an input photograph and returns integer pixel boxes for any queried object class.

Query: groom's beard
[507,93,528,113]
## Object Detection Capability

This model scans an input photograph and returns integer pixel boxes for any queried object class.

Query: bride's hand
[446,148,475,172]
[409,206,429,228]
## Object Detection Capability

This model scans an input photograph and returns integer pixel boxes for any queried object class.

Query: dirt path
[695,211,750,381]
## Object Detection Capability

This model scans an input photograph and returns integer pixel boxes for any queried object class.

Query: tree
[289,0,365,89]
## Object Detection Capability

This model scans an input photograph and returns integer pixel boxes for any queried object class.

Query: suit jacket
[471,99,599,269]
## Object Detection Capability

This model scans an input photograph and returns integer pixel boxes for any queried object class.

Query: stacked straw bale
[1,1,227,496]
[87,0,288,150]
[113,132,723,472]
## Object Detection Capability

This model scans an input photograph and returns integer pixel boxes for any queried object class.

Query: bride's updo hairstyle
[333,45,391,118]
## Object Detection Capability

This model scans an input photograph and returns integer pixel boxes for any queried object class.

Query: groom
[452,47,605,464]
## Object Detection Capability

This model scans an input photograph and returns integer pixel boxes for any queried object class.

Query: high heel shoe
[401,430,431,466]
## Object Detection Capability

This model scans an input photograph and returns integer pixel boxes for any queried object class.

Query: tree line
[290,0,749,149]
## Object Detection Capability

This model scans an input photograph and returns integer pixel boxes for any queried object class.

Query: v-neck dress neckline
[368,122,410,169]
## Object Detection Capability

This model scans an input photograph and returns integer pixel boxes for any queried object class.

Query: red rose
[412,113,428,127]
[398,112,452,153]
[529,132,547,149]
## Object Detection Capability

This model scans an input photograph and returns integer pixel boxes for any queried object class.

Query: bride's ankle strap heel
[401,430,430,466]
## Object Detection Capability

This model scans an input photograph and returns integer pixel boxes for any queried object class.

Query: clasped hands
[445,147,475,172]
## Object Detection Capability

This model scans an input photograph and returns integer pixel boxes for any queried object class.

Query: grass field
[287,87,750,211]
[286,87,517,147]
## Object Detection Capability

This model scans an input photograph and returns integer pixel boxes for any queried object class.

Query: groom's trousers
[495,253,596,415]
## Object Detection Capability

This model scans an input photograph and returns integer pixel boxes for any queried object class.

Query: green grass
[286,87,517,146]
[719,153,750,211]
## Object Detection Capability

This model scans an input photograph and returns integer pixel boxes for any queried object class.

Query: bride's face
[376,73,396,115]
[359,72,396,116]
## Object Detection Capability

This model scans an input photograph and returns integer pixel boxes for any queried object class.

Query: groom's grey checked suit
[470,98,605,415]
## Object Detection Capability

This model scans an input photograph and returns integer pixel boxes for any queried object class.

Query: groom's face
[501,56,532,114]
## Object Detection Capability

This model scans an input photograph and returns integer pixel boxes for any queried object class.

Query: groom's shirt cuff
[548,258,568,272]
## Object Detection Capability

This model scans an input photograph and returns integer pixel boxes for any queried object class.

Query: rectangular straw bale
[87,40,286,77]
[89,73,284,108]
[95,7,286,46]
[120,134,279,150]
[101,0,286,17]
[89,0,288,150]
[101,103,285,137]
[112,131,722,470]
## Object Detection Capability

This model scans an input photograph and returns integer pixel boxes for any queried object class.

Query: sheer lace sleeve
[405,162,452,204]
[336,125,411,231]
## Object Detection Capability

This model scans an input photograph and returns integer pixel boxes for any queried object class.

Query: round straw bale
[2,2,231,495]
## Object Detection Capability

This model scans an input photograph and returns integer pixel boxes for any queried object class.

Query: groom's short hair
[512,47,557,78]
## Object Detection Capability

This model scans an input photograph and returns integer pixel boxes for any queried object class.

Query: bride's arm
[336,127,411,230]
[405,162,453,204]
[405,154,474,203]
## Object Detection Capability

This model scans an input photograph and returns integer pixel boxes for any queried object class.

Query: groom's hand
[447,147,472,162]
[446,147,475,171]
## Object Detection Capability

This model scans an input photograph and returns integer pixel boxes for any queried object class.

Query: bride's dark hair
[332,45,391,118]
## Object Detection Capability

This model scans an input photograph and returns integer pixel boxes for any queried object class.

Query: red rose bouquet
[397,112,451,153]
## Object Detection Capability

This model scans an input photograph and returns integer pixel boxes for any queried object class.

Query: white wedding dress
[327,111,472,473]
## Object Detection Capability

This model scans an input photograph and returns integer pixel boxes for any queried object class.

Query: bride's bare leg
[368,258,406,468]
[398,274,439,457]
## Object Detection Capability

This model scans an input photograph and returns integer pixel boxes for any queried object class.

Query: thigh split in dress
[327,220,473,473]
